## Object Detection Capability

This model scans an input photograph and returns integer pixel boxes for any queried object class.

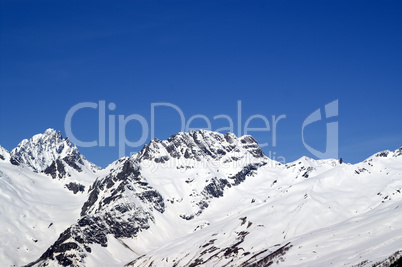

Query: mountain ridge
[0,129,402,267]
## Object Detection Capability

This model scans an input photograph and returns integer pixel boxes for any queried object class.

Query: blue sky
[1,0,401,167]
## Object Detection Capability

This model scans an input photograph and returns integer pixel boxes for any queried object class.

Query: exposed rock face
[43,159,67,179]
[63,153,84,172]
[65,182,85,194]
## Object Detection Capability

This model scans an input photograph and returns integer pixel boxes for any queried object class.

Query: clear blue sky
[1,0,401,167]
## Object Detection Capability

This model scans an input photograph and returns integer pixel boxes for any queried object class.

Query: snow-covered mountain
[1,129,402,266]
[10,128,99,178]
[0,130,104,266]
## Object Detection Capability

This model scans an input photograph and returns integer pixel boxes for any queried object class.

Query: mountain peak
[136,130,265,163]
[364,147,402,162]
[9,129,99,175]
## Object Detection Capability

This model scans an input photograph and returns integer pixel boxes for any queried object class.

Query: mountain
[10,128,99,178]
[1,129,402,266]
[131,147,402,267]
[0,130,103,266]
[9,129,101,194]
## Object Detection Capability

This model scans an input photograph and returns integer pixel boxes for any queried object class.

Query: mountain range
[1,129,401,267]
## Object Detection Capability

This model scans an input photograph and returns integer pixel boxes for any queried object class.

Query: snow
[0,161,95,266]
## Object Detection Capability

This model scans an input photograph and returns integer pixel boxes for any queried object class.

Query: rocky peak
[136,130,265,163]
[9,129,99,175]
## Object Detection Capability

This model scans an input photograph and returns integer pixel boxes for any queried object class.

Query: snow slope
[0,160,89,266]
